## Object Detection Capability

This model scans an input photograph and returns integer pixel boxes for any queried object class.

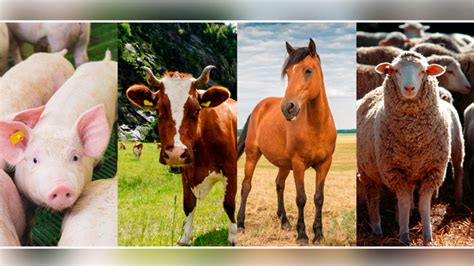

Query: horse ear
[308,38,317,56]
[286,42,295,54]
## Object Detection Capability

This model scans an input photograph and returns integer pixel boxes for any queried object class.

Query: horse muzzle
[281,101,300,121]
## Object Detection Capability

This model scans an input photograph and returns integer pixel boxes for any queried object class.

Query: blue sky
[237,23,356,129]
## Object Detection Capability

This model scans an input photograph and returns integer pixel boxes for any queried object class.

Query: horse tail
[237,114,251,159]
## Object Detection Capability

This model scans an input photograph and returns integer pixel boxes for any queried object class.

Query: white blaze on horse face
[162,76,193,149]
[393,60,425,99]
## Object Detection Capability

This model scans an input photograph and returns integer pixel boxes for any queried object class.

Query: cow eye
[194,109,201,117]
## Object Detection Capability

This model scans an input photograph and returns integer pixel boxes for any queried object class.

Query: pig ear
[11,106,45,128]
[198,86,230,108]
[375,63,393,75]
[73,105,110,158]
[426,64,445,77]
[0,121,32,165]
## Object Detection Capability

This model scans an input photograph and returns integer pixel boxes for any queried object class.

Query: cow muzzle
[281,101,300,121]
[163,146,192,166]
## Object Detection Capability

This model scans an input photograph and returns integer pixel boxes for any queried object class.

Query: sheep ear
[426,64,445,77]
[375,63,393,75]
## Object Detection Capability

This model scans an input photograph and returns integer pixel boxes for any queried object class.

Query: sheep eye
[304,68,313,75]
[33,158,38,164]
[446,70,454,75]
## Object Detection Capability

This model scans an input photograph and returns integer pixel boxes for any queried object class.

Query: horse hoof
[296,236,309,246]
[237,222,245,229]
[281,221,292,231]
[313,234,323,244]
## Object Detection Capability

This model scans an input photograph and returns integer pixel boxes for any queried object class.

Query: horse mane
[281,47,320,78]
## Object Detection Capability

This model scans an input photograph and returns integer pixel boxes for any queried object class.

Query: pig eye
[33,158,38,164]
[73,155,79,162]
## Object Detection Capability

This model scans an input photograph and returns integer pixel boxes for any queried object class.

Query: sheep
[463,103,474,192]
[357,51,449,245]
[357,55,469,100]
[418,33,463,53]
[426,55,471,95]
[451,33,474,48]
[438,99,465,204]
[410,43,457,58]
[357,46,403,66]
[357,31,388,47]
[438,86,453,104]
[399,22,430,38]
[378,32,413,49]
[357,63,385,100]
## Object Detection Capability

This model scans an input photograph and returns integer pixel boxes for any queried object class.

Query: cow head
[126,66,230,166]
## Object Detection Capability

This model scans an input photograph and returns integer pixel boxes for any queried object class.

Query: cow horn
[194,65,216,88]
[141,66,162,87]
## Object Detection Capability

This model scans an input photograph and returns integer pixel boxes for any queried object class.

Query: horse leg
[292,159,308,244]
[313,157,332,243]
[177,180,197,246]
[237,149,261,229]
[223,167,237,245]
[275,168,291,230]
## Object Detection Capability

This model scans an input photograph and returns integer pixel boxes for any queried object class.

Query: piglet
[0,170,25,246]
[58,177,117,246]
[0,50,74,169]
[0,23,8,76]
[8,23,90,67]
[0,50,117,212]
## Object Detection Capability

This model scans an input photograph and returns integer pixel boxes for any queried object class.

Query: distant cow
[133,142,143,160]
[119,142,126,150]
[126,65,237,245]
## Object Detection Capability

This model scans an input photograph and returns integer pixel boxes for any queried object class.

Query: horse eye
[304,68,313,75]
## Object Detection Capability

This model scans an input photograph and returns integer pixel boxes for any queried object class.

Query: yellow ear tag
[10,130,25,145]
[201,101,211,107]
[143,100,153,107]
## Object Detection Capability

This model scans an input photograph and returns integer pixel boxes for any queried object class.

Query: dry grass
[357,169,474,246]
[237,133,356,246]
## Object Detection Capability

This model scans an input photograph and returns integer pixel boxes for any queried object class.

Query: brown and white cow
[126,66,237,245]
[133,141,143,160]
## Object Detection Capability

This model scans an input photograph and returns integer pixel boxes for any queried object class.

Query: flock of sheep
[357,23,474,245]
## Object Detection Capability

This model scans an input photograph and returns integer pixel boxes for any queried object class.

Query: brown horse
[237,39,337,244]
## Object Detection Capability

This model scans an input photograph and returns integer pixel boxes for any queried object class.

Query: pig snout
[47,185,76,210]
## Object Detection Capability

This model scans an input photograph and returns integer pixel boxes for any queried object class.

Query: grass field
[119,133,356,246]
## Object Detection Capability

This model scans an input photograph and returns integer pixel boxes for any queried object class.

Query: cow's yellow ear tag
[201,101,211,107]
[10,131,25,145]
[143,100,153,106]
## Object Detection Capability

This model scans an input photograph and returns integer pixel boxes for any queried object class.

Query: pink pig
[0,170,25,246]
[0,50,74,169]
[0,50,117,211]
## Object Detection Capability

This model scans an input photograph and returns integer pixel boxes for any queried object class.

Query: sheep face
[439,61,471,94]
[376,60,445,100]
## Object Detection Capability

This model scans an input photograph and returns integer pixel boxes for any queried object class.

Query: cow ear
[126,84,158,110]
[426,64,445,77]
[375,63,394,75]
[198,86,230,108]
[11,106,45,128]
[73,105,110,158]
[0,121,32,165]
